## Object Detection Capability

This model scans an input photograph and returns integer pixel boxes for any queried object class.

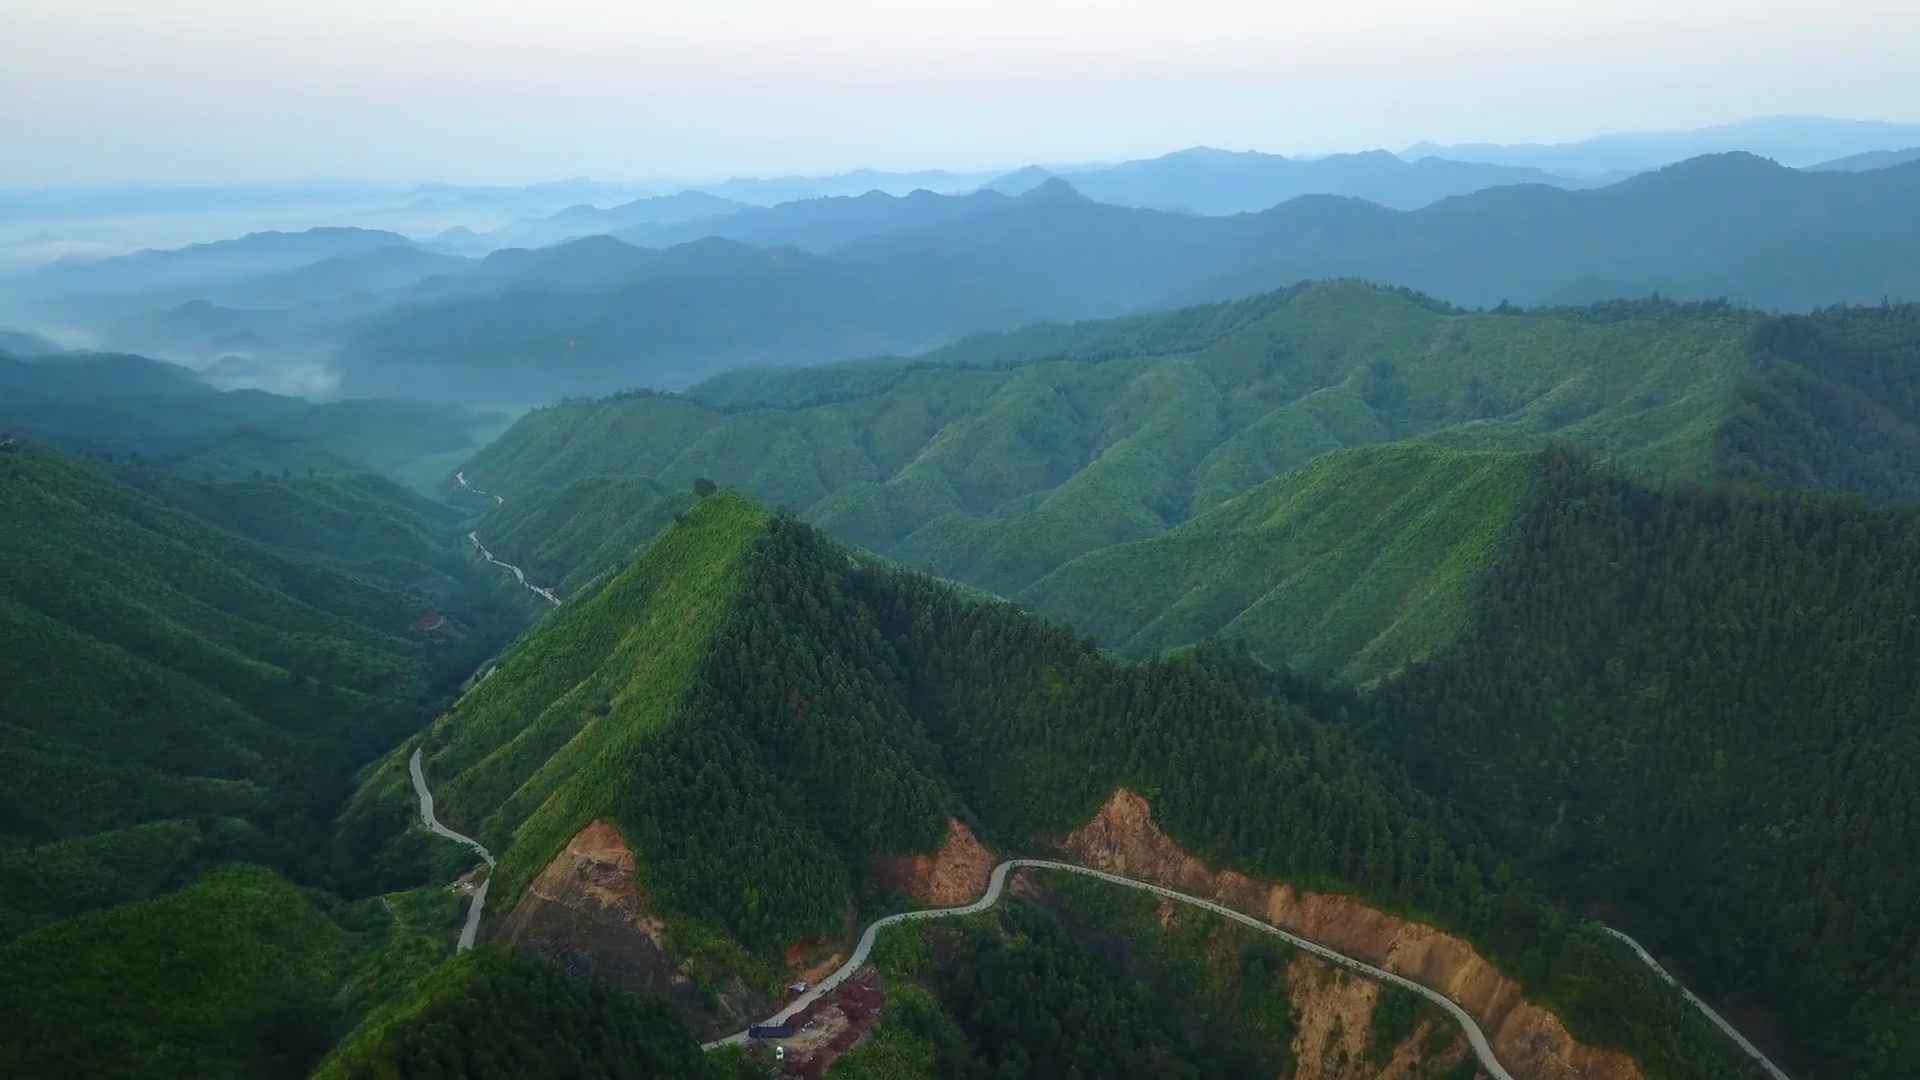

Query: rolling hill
[0,442,526,939]
[1021,444,1532,684]
[456,285,1920,678]
[0,349,500,480]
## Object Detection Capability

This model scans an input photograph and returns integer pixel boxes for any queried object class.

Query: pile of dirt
[873,817,994,905]
[1063,790,1640,1080]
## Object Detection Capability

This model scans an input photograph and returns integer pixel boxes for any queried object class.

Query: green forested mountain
[0,443,524,940]
[0,863,482,1080]
[378,489,1758,1080]
[0,349,497,480]
[1023,444,1532,683]
[1319,450,1919,1080]
[457,284,1920,675]
[470,474,694,596]
[0,865,358,1079]
[316,947,743,1080]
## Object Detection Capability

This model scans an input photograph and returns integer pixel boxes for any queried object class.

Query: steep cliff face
[873,818,995,905]
[1062,790,1641,1080]
[493,819,767,1036]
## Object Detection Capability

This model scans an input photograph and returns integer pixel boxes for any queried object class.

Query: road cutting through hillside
[706,860,1796,1080]
[408,748,496,952]
[702,859,1514,1079]
[404,744,1788,1077]
[455,472,560,606]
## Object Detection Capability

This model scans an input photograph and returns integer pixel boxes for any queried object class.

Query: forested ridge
[459,285,1920,684]
[315,947,749,1080]
[1299,448,1920,1080]
[402,488,1760,1079]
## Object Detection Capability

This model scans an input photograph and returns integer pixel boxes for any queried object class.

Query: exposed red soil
[872,818,994,905]
[1063,789,1641,1080]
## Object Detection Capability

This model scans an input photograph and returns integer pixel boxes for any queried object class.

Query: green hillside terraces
[471,473,694,597]
[1022,444,1532,683]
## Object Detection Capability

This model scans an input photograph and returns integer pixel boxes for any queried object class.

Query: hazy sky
[3,0,1917,187]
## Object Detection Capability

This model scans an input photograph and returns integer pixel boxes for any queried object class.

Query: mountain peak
[1018,176,1090,202]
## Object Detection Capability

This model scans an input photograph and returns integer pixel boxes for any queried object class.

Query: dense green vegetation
[0,350,495,481]
[462,285,1920,683]
[0,861,485,1080]
[0,865,355,1079]
[1307,449,1919,1080]
[317,947,745,1080]
[0,442,524,938]
[395,489,1757,1078]
[1025,444,1532,682]
[475,473,693,597]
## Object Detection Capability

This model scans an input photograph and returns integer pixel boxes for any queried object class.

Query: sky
[3,0,1918,187]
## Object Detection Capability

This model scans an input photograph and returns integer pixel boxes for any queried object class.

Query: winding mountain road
[455,472,560,606]
[699,859,1518,1077]
[403,748,1789,1078]
[1602,928,1792,1080]
[408,748,496,952]
[429,471,1790,1080]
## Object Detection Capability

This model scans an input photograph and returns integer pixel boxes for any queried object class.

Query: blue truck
[748,1022,797,1040]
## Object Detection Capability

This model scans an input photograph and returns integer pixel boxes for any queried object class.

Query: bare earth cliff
[494,819,766,1036]
[1063,790,1642,1080]
[873,818,995,905]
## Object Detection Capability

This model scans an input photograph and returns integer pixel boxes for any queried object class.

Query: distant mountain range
[9,151,1920,403]
[1809,146,1920,172]
[989,147,1596,213]
[1407,115,1920,176]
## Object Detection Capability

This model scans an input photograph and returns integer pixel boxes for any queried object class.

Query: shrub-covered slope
[0,865,354,1080]
[316,947,735,1080]
[472,474,694,597]
[0,443,523,938]
[1022,444,1532,682]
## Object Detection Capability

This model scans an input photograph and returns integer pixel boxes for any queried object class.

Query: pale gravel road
[408,748,495,952]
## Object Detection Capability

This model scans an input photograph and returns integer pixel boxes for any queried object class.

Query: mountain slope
[1022,444,1531,683]
[0,865,354,1080]
[457,283,1752,602]
[0,443,524,937]
[315,947,731,1080]
[374,490,1757,1078]
[471,474,694,596]
[1334,450,1920,1080]
[0,349,493,480]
